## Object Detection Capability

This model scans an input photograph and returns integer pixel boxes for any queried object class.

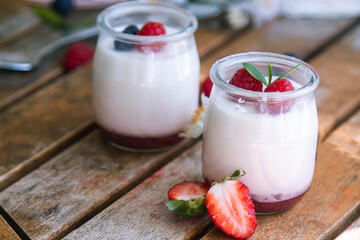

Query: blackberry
[114,25,139,51]
[51,0,74,16]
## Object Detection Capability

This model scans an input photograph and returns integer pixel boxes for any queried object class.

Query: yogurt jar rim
[97,2,198,43]
[210,52,320,101]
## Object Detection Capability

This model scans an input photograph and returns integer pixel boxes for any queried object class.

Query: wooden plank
[325,109,360,160]
[0,215,21,240]
[0,64,94,191]
[335,216,360,240]
[0,130,197,240]
[63,142,211,240]
[0,0,39,45]
[200,142,360,240]
[199,18,353,82]
[310,25,360,141]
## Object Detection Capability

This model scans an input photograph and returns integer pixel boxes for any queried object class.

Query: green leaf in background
[166,198,206,217]
[242,62,268,86]
[31,5,66,29]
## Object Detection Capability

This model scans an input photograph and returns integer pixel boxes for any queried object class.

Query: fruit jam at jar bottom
[98,125,183,152]
[252,191,307,214]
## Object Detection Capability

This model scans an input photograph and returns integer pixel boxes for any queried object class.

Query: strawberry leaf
[275,64,300,81]
[242,62,267,86]
[268,62,273,85]
[166,198,206,217]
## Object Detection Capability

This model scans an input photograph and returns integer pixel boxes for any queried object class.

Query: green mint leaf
[31,5,66,29]
[242,62,267,86]
[268,62,273,85]
[275,64,300,81]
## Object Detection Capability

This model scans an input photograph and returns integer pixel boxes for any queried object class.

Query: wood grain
[0,64,94,191]
[0,215,20,240]
[325,109,360,160]
[200,142,360,240]
[199,18,353,83]
[64,142,212,240]
[335,216,360,240]
[310,25,360,141]
[0,131,197,240]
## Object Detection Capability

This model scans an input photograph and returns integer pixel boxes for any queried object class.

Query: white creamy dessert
[202,81,318,204]
[93,25,200,140]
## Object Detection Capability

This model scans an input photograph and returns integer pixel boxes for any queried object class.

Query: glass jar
[202,52,319,214]
[93,2,199,152]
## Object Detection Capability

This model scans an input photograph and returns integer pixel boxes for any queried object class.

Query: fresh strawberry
[167,181,209,217]
[206,170,257,239]
[168,181,209,201]
[264,78,295,92]
[137,21,166,52]
[201,76,213,97]
[229,68,263,92]
[63,42,94,71]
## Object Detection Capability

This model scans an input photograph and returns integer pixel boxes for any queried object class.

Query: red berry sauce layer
[98,125,183,151]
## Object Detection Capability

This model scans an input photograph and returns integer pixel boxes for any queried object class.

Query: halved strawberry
[167,181,209,217]
[206,171,257,239]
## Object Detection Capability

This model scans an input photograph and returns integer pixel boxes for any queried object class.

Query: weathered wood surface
[335,216,360,240]
[0,131,197,240]
[0,65,94,192]
[311,24,360,141]
[200,18,355,82]
[326,109,360,160]
[0,215,20,240]
[200,142,360,240]
[0,0,39,45]
[64,142,212,240]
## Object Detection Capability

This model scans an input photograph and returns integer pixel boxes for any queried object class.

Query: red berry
[201,76,213,97]
[229,68,263,92]
[261,78,295,115]
[168,181,209,201]
[137,22,166,52]
[264,78,295,92]
[138,21,166,36]
[206,180,257,239]
[63,42,94,71]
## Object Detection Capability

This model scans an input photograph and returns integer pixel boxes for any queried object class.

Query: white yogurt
[93,25,200,138]
[202,82,318,203]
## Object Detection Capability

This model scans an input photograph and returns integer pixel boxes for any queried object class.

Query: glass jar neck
[97,2,198,43]
[210,52,319,102]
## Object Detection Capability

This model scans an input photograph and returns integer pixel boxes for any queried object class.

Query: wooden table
[0,1,359,239]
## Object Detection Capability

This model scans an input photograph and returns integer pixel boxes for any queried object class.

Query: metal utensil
[0,26,99,71]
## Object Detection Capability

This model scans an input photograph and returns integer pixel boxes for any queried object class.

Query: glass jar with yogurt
[93,2,199,152]
[202,52,319,214]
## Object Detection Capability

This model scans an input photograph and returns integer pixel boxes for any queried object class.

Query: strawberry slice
[167,181,209,217]
[206,171,257,239]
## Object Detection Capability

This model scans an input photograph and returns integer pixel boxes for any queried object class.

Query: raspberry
[264,78,295,92]
[63,42,94,71]
[262,78,295,114]
[137,22,166,52]
[201,76,213,97]
[229,68,263,92]
[114,25,139,51]
[138,22,166,36]
[51,0,74,16]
